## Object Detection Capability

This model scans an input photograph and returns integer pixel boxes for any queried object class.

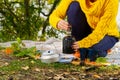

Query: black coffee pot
[63,27,76,54]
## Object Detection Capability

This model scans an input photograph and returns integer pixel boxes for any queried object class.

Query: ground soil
[0,51,120,80]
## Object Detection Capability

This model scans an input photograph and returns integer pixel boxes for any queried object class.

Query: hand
[57,20,70,31]
[72,42,80,51]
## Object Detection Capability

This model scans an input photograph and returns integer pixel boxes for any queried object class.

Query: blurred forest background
[0,0,63,42]
[0,0,120,42]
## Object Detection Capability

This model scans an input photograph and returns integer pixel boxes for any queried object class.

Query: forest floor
[0,51,120,80]
[0,39,120,80]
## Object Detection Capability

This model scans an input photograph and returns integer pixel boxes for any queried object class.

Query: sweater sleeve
[78,0,119,48]
[49,0,72,29]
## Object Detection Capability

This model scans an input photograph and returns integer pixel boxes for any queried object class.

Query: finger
[61,20,69,26]
[72,43,80,50]
[60,23,69,30]
[72,45,78,49]
[74,49,78,52]
[58,20,69,30]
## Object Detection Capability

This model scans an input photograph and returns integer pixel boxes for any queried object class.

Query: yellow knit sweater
[49,0,119,48]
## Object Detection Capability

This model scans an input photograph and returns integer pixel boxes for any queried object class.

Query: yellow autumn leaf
[34,68,40,72]
[21,66,29,70]
[93,74,101,79]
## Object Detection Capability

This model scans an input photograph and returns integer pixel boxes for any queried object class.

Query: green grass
[0,58,120,80]
[0,58,120,73]
[0,58,79,79]
[0,59,74,73]
[96,65,120,72]
[0,46,5,50]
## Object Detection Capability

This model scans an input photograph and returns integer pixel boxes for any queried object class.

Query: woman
[49,0,119,63]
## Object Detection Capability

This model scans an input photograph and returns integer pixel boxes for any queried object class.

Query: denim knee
[87,49,98,61]
[98,51,107,57]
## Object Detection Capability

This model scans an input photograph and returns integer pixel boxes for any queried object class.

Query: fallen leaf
[35,68,40,72]
[34,54,40,60]
[20,57,29,60]
[4,62,9,66]
[71,60,80,65]
[93,74,101,78]
[21,66,29,70]
[4,47,13,55]
[31,60,35,64]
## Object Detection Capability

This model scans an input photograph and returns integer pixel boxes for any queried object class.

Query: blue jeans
[67,1,118,61]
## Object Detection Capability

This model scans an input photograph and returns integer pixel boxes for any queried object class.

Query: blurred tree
[0,0,60,42]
